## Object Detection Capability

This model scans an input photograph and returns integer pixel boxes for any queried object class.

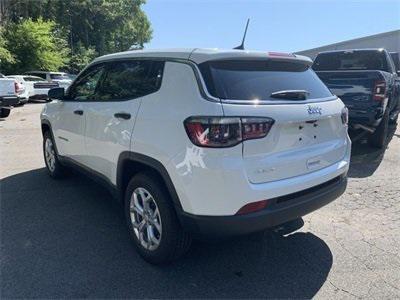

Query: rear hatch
[0,79,16,97]
[312,50,390,115]
[315,70,384,109]
[199,58,348,183]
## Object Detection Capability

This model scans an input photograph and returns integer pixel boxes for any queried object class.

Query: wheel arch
[41,119,62,156]
[41,119,51,135]
[117,152,183,213]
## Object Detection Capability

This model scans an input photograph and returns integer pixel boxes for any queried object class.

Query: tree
[1,18,69,73]
[0,0,152,73]
[69,43,96,74]
[1,0,152,54]
[0,27,15,66]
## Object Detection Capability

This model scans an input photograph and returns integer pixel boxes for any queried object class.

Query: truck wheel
[43,130,67,178]
[125,173,192,264]
[0,108,11,118]
[368,110,389,149]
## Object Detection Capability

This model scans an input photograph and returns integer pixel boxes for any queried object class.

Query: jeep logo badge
[307,105,322,115]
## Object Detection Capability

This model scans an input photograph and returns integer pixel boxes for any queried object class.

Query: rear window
[313,51,390,72]
[27,73,47,79]
[199,60,332,101]
[50,74,70,80]
[23,76,45,82]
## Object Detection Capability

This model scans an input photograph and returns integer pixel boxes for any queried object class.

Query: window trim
[73,57,337,105]
[73,57,219,103]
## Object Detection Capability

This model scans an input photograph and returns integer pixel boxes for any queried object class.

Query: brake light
[268,52,295,57]
[184,116,274,148]
[341,107,349,125]
[373,80,386,101]
[236,200,269,215]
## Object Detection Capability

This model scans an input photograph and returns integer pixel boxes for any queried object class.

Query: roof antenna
[234,18,250,50]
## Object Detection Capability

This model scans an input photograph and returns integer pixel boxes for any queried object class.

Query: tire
[43,130,67,178]
[0,108,11,118]
[368,109,389,149]
[125,172,192,264]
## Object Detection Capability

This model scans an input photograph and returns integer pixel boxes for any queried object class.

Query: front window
[68,65,105,101]
[199,60,332,101]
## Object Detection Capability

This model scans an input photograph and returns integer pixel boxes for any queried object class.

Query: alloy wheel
[44,138,56,172]
[130,187,162,251]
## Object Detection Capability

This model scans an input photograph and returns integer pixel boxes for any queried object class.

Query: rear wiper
[270,90,309,100]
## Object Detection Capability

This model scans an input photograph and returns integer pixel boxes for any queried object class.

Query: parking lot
[1,103,399,298]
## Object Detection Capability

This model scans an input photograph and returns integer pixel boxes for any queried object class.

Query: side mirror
[48,87,65,100]
[396,70,400,76]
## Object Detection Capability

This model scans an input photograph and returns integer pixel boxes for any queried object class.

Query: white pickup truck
[0,74,19,118]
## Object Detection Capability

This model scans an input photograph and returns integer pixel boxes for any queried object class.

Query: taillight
[373,80,386,101]
[184,116,274,148]
[14,81,23,94]
[341,107,349,125]
[268,52,295,58]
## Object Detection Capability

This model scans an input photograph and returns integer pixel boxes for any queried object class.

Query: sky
[143,0,400,52]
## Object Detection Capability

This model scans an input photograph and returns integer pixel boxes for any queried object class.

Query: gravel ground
[1,103,399,299]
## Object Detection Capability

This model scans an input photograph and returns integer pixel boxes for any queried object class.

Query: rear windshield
[50,74,70,80]
[199,60,332,101]
[313,51,389,72]
[23,76,45,82]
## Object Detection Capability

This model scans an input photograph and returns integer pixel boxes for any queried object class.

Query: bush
[1,18,69,74]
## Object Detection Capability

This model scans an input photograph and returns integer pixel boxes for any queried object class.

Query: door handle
[73,110,84,115]
[114,112,131,120]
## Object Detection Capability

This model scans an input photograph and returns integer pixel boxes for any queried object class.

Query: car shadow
[348,123,397,178]
[1,168,333,299]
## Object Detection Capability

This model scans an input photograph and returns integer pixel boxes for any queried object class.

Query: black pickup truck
[313,49,400,148]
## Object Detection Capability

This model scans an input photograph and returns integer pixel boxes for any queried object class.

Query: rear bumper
[31,88,50,99]
[0,96,19,107]
[18,97,29,104]
[29,94,48,100]
[348,107,383,128]
[179,175,347,238]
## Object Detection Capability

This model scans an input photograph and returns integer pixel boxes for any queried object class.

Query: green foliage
[0,27,15,65]
[1,18,69,74]
[69,43,97,74]
[0,0,152,73]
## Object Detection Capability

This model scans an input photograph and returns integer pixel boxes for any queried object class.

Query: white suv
[41,48,351,264]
